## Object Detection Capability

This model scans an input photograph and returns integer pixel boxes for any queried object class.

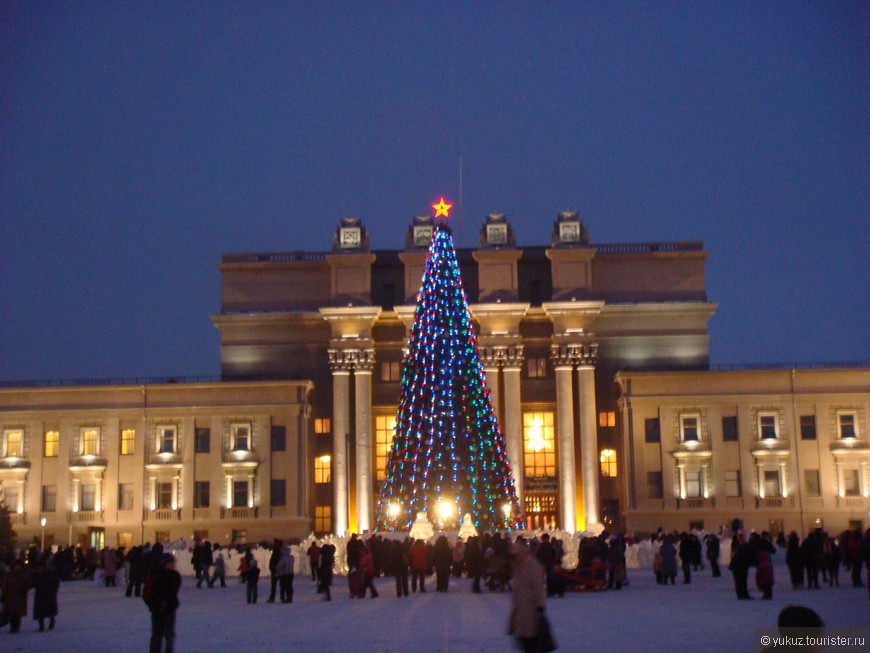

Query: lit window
[381,361,401,382]
[81,427,100,456]
[375,415,396,481]
[314,455,332,484]
[42,485,57,512]
[81,484,97,511]
[599,449,617,477]
[314,418,331,435]
[763,470,781,497]
[527,358,547,378]
[118,483,134,510]
[44,430,59,458]
[725,470,741,497]
[233,480,248,508]
[837,413,857,439]
[4,486,20,513]
[758,414,778,440]
[3,429,23,458]
[680,415,700,442]
[598,412,616,428]
[156,425,176,454]
[232,423,251,451]
[685,470,702,498]
[842,469,860,496]
[121,429,136,455]
[315,505,331,533]
[156,482,173,509]
[523,411,555,478]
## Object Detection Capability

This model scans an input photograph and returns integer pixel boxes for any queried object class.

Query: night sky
[1,3,867,382]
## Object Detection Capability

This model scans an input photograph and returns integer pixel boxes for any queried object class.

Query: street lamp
[40,517,47,550]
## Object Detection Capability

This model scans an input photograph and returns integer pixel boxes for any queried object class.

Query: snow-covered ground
[4,558,868,653]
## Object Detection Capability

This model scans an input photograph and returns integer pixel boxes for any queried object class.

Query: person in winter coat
[507,541,549,653]
[126,546,146,597]
[465,536,484,593]
[1,558,30,633]
[357,544,379,598]
[391,540,409,598]
[729,531,755,599]
[660,534,678,585]
[245,559,261,604]
[102,546,118,587]
[307,542,321,582]
[705,533,721,577]
[410,539,428,593]
[755,533,776,600]
[275,544,295,603]
[801,530,823,589]
[678,532,692,584]
[209,546,227,588]
[785,532,804,590]
[195,541,214,588]
[267,539,283,602]
[31,556,60,631]
[318,543,335,601]
[143,554,182,653]
[824,535,841,587]
[433,536,452,593]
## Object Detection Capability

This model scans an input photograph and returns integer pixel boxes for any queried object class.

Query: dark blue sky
[1,2,867,382]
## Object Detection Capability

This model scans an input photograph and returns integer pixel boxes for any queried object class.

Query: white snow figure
[458,513,478,541]
[409,511,434,541]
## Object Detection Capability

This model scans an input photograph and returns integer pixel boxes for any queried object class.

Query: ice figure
[409,511,434,541]
[457,513,478,541]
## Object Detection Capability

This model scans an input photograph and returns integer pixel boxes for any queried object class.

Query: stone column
[171,475,179,511]
[778,461,788,498]
[247,474,255,509]
[757,462,766,499]
[503,345,524,506]
[355,349,375,533]
[95,477,103,513]
[677,464,687,500]
[575,343,599,527]
[329,349,353,536]
[551,344,576,532]
[225,474,233,509]
[480,347,502,427]
[73,478,81,512]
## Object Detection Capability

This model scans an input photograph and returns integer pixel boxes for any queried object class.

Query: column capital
[354,348,376,373]
[503,344,525,370]
[549,342,598,368]
[480,345,508,369]
[328,348,356,373]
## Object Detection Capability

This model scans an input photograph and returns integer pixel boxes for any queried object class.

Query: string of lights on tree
[376,197,520,532]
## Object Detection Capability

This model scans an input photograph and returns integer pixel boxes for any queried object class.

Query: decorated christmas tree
[376,198,519,531]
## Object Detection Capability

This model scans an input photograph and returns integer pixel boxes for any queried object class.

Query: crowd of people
[1,523,868,650]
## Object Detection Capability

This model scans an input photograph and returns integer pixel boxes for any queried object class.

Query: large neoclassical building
[1,210,867,550]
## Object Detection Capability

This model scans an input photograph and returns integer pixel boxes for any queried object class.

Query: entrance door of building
[88,527,105,550]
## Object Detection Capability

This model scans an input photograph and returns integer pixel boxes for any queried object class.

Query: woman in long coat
[1,559,30,633]
[32,557,60,631]
[508,542,549,653]
[660,534,678,585]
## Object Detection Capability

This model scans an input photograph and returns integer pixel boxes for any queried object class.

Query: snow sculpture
[409,511,434,541]
[457,513,478,541]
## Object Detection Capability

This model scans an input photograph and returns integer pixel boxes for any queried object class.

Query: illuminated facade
[1,209,866,547]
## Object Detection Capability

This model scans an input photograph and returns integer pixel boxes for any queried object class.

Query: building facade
[617,368,870,536]
[1,209,866,547]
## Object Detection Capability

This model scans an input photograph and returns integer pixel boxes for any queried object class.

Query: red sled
[554,562,608,591]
